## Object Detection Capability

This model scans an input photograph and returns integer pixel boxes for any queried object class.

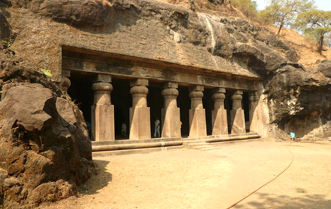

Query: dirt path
[39,140,331,209]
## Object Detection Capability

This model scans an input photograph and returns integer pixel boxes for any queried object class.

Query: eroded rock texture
[0,47,93,209]
[266,63,331,139]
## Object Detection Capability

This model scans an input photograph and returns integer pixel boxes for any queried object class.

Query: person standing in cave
[154,118,160,138]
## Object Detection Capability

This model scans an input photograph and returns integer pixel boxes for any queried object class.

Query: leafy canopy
[295,9,331,54]
[231,0,258,20]
[259,0,315,35]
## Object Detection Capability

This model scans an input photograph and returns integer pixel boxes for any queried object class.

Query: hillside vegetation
[155,0,331,72]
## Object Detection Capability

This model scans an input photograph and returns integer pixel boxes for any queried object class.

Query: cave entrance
[112,78,131,140]
[203,88,213,136]
[243,92,250,133]
[178,86,190,138]
[67,71,94,138]
[225,90,233,134]
[148,82,163,138]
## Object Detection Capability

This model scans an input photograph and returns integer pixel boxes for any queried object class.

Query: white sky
[255,0,331,11]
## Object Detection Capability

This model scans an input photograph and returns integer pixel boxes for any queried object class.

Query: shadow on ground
[235,190,331,209]
[78,160,112,195]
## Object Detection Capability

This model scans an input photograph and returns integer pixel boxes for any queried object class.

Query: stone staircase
[92,132,260,157]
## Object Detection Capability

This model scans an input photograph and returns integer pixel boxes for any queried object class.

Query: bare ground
[39,139,331,209]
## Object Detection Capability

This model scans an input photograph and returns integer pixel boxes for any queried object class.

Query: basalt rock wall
[1,0,298,82]
[0,47,94,209]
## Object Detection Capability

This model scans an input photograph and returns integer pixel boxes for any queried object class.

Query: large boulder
[0,46,93,209]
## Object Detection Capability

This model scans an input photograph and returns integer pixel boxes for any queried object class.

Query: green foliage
[295,9,331,54]
[259,0,315,35]
[0,34,16,49]
[231,0,258,20]
[40,68,53,77]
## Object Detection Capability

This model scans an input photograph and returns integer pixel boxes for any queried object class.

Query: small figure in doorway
[154,118,160,138]
[121,122,127,137]
[86,121,91,138]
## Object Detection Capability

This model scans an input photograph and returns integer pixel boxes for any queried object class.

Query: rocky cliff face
[0,47,94,209]
[1,0,330,137]
[1,0,331,206]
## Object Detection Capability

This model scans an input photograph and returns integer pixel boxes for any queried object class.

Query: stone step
[92,146,183,157]
[91,133,261,156]
[92,137,181,146]
[92,140,183,152]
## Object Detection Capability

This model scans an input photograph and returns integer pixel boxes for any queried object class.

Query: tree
[259,0,315,35]
[295,9,331,54]
[230,0,258,20]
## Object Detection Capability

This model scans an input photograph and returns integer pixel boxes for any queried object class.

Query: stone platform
[92,132,260,157]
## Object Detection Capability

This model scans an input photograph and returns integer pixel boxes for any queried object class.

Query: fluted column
[129,79,151,140]
[249,92,258,133]
[60,70,71,93]
[189,85,207,138]
[91,79,115,141]
[161,82,181,138]
[212,88,228,135]
[230,90,246,134]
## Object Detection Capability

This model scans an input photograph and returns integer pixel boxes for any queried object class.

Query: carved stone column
[230,90,246,134]
[249,92,258,133]
[60,70,71,92]
[189,85,207,138]
[91,75,115,141]
[212,88,228,135]
[161,82,181,138]
[129,79,151,140]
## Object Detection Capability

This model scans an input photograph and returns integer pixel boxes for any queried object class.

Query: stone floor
[39,139,331,209]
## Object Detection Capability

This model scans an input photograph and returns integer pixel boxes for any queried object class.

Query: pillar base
[212,109,228,135]
[189,109,207,138]
[231,109,246,134]
[161,107,181,138]
[130,106,151,140]
[91,104,115,141]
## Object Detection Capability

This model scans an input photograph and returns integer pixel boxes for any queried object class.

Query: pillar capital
[212,87,226,94]
[130,78,149,87]
[231,90,243,101]
[130,85,149,95]
[94,74,112,83]
[212,92,226,101]
[163,82,178,89]
[92,82,113,92]
[161,88,179,97]
[189,91,203,99]
[189,85,204,92]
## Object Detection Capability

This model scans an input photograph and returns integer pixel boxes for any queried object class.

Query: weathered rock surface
[318,60,331,78]
[266,63,331,138]
[0,46,94,209]
[2,0,298,81]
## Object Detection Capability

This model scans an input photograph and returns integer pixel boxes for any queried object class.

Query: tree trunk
[318,35,324,55]
[277,23,284,36]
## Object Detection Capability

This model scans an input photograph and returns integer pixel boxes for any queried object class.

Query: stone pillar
[189,85,207,138]
[212,88,228,135]
[249,92,258,133]
[161,82,181,138]
[129,79,151,140]
[230,90,246,134]
[91,75,115,141]
[60,70,71,92]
